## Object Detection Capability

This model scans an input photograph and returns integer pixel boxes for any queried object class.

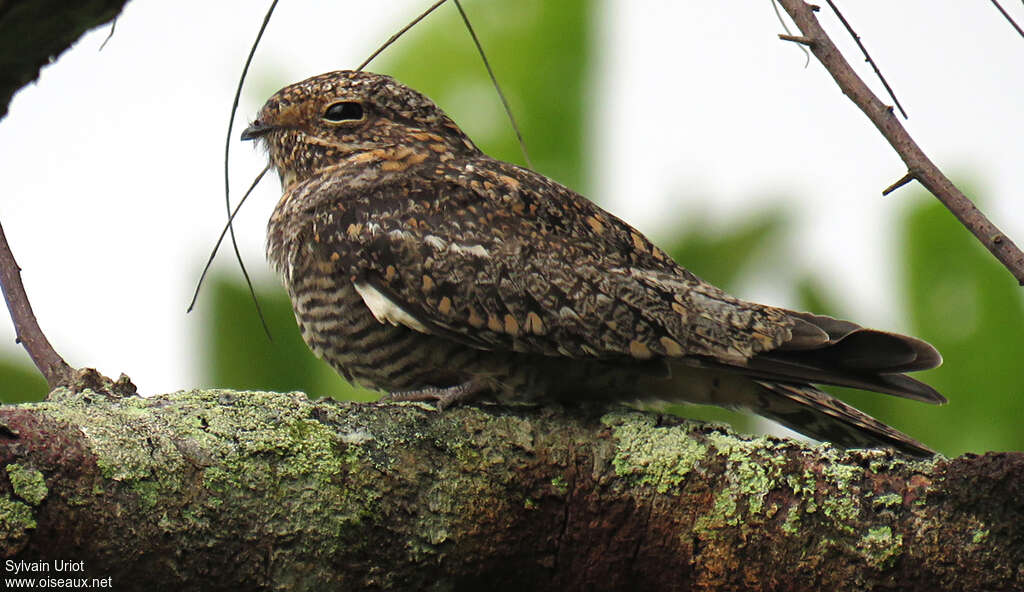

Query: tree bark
[0,387,1020,591]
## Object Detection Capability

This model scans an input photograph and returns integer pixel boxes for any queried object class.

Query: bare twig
[99,16,118,51]
[452,0,533,168]
[359,0,533,167]
[778,34,813,46]
[882,172,915,196]
[990,0,1024,39]
[357,0,449,72]
[772,0,810,65]
[823,0,907,119]
[0,220,73,388]
[776,0,1024,285]
[190,165,271,315]
[210,0,279,340]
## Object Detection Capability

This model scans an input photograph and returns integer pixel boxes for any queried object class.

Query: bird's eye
[322,101,364,122]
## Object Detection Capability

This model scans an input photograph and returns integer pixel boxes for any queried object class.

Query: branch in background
[775,0,1024,286]
[989,0,1024,39]
[823,0,907,118]
[1,389,1021,590]
[0,221,72,388]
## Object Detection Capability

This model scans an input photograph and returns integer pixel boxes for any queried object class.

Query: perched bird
[243,70,944,456]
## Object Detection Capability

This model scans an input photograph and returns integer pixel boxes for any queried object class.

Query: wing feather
[290,158,795,364]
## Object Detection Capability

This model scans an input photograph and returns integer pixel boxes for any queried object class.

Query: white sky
[0,1,1021,395]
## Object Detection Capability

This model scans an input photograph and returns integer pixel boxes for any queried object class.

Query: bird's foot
[384,379,486,411]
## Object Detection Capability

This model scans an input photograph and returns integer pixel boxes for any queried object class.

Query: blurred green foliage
[3,1,1022,457]
[902,197,1024,453]
[0,358,46,403]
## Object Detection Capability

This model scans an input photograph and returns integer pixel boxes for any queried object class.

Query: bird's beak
[240,121,274,141]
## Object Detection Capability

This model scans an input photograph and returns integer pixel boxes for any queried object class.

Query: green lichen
[704,431,784,517]
[128,479,162,511]
[872,492,903,509]
[40,391,172,482]
[6,464,47,506]
[856,525,903,569]
[690,431,788,534]
[786,472,808,495]
[0,497,36,543]
[817,454,865,534]
[865,450,941,476]
[697,489,741,530]
[786,471,821,518]
[781,504,802,535]
[972,529,989,545]
[603,411,708,494]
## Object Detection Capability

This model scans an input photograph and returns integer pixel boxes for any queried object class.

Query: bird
[242,70,945,456]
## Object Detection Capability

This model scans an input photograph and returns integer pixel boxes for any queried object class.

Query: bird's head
[242,70,478,187]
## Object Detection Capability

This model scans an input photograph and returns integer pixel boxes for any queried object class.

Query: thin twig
[990,0,1024,39]
[824,0,907,119]
[189,165,271,315]
[357,0,449,72]
[779,34,814,46]
[772,0,810,66]
[0,220,73,388]
[775,0,1024,285]
[99,17,117,51]
[882,172,915,196]
[214,0,278,339]
[452,0,533,168]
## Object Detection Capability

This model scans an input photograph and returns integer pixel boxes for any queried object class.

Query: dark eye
[323,101,364,122]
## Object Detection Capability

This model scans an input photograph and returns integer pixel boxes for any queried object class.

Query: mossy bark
[0,387,1020,591]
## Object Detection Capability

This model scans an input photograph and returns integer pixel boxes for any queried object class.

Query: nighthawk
[242,70,944,456]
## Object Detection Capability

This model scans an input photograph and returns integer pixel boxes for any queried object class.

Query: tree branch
[775,0,1024,285]
[822,0,907,118]
[0,221,72,388]
[1,388,1020,590]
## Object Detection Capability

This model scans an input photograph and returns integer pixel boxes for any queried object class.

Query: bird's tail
[747,381,934,456]
[642,363,935,457]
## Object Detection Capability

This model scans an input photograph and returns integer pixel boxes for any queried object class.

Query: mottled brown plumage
[243,70,945,456]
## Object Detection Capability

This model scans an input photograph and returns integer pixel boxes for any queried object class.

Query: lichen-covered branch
[0,388,1020,591]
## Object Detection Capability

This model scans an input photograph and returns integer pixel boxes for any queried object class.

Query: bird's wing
[278,157,798,365]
